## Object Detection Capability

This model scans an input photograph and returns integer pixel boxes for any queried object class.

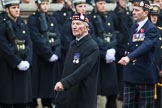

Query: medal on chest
[132,28,145,42]
[73,53,80,64]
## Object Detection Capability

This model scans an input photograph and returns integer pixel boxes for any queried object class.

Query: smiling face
[132,6,148,22]
[71,20,88,37]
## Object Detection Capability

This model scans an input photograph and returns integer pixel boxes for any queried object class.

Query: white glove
[49,54,58,62]
[17,61,30,71]
[105,48,116,63]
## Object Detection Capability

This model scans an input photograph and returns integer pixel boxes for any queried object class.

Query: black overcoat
[89,10,118,96]
[55,35,100,108]
[0,17,32,103]
[27,11,61,98]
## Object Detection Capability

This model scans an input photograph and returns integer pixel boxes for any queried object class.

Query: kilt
[122,82,155,108]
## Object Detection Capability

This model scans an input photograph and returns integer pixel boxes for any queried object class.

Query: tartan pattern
[122,82,155,108]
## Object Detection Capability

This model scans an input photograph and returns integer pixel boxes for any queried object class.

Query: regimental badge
[139,1,144,7]
[80,14,84,20]
[73,53,80,64]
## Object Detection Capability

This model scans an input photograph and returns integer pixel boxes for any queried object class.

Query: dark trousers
[30,98,52,108]
[122,82,155,108]
[106,95,117,108]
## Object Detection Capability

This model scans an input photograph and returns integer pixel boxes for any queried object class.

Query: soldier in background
[151,0,162,27]
[52,0,73,73]
[0,0,33,107]
[149,4,162,108]
[113,0,134,101]
[89,0,118,107]
[27,0,61,107]
[52,0,73,31]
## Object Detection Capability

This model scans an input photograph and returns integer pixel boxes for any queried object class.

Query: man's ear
[144,10,149,17]
[5,8,9,13]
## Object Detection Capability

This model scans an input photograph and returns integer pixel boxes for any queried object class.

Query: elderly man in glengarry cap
[54,13,100,108]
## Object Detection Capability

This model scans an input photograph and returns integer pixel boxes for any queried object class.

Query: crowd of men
[0,0,162,108]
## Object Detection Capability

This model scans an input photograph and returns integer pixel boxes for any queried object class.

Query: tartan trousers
[122,82,155,108]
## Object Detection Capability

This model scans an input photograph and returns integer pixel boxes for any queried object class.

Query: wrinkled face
[39,1,49,12]
[71,20,88,37]
[150,14,158,24]
[132,6,148,22]
[76,4,86,14]
[96,1,106,13]
[6,4,20,19]
[118,0,126,9]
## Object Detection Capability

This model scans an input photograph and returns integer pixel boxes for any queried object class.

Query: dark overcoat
[55,35,100,108]
[89,10,118,96]
[27,11,61,98]
[0,16,32,104]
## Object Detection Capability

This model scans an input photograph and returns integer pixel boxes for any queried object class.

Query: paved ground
[37,96,123,108]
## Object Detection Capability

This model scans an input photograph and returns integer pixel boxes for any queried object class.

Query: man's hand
[118,56,130,66]
[54,82,64,92]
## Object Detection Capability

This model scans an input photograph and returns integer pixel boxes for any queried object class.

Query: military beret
[132,0,150,9]
[1,0,20,8]
[150,4,160,15]
[72,13,89,24]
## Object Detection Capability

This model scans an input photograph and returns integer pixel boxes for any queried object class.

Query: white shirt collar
[137,17,148,32]
[76,32,88,41]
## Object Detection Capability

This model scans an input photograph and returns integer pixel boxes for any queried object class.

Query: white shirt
[137,17,148,32]
[76,32,88,41]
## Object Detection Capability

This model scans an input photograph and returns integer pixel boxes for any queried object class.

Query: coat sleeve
[27,16,53,61]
